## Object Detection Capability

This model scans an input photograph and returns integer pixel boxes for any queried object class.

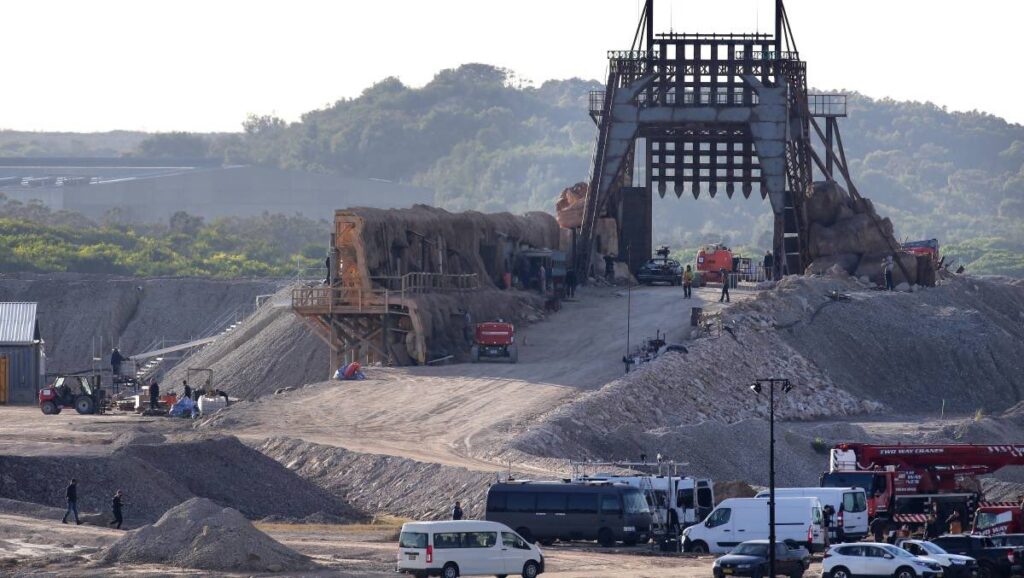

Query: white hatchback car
[397,520,544,578]
[822,542,944,578]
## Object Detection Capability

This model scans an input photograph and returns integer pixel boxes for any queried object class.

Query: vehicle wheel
[689,540,709,553]
[470,345,480,363]
[597,528,615,547]
[74,395,96,415]
[41,401,58,415]
[976,564,993,578]
[893,566,916,578]
[829,567,851,578]
[516,527,534,544]
[522,561,540,578]
[442,562,459,578]
[508,344,518,364]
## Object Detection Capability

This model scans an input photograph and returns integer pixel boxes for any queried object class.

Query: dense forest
[1,63,1021,276]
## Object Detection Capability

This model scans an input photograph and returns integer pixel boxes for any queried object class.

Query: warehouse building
[0,302,45,405]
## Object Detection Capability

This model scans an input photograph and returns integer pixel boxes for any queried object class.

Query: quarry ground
[2,273,1024,574]
[0,511,825,577]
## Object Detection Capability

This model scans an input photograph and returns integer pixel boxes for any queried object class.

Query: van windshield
[623,490,650,514]
[399,532,428,549]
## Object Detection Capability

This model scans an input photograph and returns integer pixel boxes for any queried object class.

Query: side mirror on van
[883,553,894,560]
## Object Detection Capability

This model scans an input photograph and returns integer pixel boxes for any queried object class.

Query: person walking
[565,269,577,298]
[883,255,895,291]
[109,490,124,529]
[604,255,615,282]
[822,504,835,547]
[182,380,192,402]
[718,268,730,303]
[947,510,963,534]
[451,501,464,521]
[870,515,887,543]
[110,348,124,377]
[148,380,160,411]
[537,264,547,294]
[682,265,694,299]
[62,479,81,525]
[763,250,774,281]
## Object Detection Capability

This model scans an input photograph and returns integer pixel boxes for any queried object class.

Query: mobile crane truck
[820,443,1024,530]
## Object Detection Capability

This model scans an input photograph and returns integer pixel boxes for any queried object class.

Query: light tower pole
[750,378,794,577]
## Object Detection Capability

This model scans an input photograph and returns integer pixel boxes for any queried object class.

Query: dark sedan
[636,258,682,285]
[713,540,811,578]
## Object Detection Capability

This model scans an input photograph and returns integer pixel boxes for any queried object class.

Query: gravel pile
[101,497,314,572]
[256,437,500,520]
[0,436,365,526]
[163,285,328,399]
[511,273,1024,467]
[0,273,281,373]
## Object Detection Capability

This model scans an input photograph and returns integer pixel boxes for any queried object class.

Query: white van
[397,520,545,578]
[754,486,869,541]
[682,497,824,554]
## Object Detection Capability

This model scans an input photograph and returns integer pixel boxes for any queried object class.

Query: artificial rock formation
[804,181,932,286]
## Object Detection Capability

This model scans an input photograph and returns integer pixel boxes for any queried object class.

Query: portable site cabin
[0,302,45,404]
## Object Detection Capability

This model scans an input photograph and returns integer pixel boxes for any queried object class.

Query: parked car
[932,534,1024,578]
[897,539,979,578]
[713,539,810,578]
[397,520,544,578]
[682,497,825,554]
[754,487,869,542]
[485,481,653,547]
[636,258,683,285]
[821,542,944,578]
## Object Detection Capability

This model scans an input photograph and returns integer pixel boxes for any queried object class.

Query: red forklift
[470,321,518,364]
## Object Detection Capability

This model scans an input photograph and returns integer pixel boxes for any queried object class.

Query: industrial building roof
[0,302,39,345]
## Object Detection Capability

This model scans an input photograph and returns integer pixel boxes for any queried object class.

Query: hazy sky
[4,0,1022,132]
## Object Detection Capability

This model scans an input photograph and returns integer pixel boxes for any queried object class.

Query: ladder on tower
[575,71,620,280]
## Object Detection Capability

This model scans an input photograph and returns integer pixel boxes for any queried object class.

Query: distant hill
[2,63,1021,275]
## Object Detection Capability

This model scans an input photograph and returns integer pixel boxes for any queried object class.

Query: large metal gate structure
[576,0,852,279]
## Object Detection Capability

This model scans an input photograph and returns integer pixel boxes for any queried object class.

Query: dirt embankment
[510,274,1024,473]
[0,273,283,373]
[256,437,502,520]
[0,436,364,526]
[162,286,328,399]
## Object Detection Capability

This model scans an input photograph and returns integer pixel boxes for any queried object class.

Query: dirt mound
[256,437,500,520]
[0,436,365,526]
[768,274,1024,413]
[0,273,282,373]
[163,286,327,399]
[101,497,313,571]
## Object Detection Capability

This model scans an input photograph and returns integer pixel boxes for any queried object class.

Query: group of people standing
[62,479,125,530]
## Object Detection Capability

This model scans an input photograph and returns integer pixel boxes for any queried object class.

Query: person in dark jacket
[182,380,192,401]
[763,250,774,281]
[870,515,888,543]
[110,348,125,377]
[451,501,464,520]
[109,490,124,529]
[565,269,577,298]
[822,504,835,546]
[62,479,81,525]
[719,268,730,302]
[148,381,160,411]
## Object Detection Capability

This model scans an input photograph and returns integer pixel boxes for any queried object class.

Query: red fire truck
[820,443,1024,525]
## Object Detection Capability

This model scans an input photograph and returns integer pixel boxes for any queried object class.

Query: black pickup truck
[932,535,1024,578]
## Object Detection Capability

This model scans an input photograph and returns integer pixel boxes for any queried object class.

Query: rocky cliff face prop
[804,181,934,287]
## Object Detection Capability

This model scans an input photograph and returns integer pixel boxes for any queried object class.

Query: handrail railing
[291,273,481,311]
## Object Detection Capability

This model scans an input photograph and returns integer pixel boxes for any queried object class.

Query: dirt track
[215,284,750,472]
